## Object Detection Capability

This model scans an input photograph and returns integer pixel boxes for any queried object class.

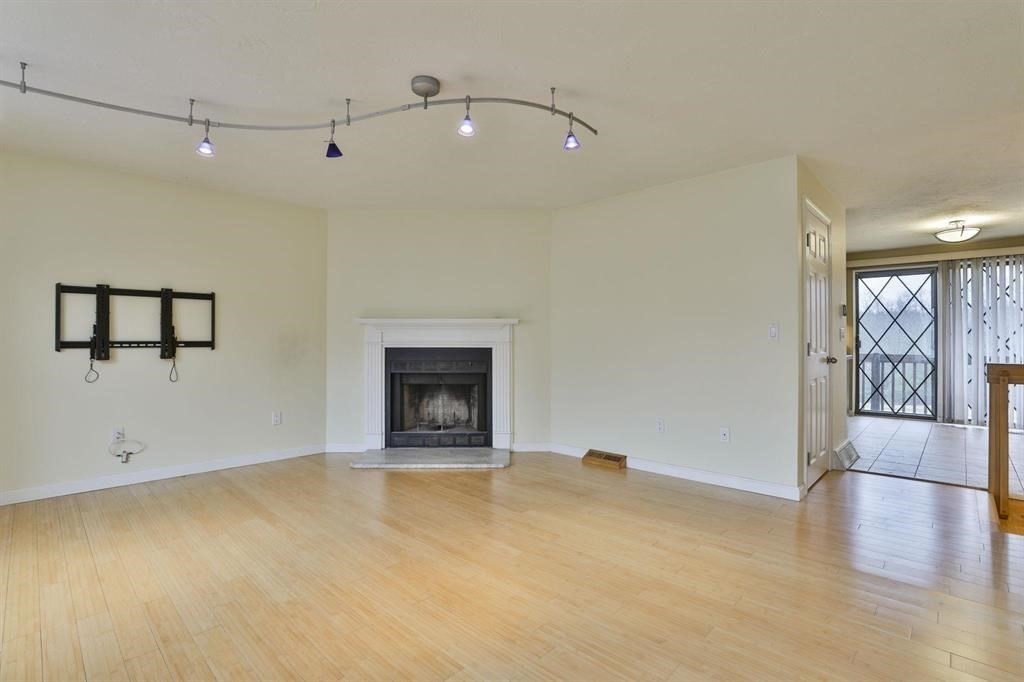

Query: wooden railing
[986,363,1021,519]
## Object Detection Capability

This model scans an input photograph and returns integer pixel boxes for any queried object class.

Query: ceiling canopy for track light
[1,65,597,158]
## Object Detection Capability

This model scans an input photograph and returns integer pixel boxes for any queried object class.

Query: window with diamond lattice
[856,268,937,418]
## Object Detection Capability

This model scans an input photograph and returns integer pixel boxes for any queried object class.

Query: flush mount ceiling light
[2,65,597,158]
[935,220,981,243]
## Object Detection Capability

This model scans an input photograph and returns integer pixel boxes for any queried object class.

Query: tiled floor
[847,415,1024,497]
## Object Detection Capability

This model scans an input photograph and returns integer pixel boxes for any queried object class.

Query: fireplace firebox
[385,348,491,448]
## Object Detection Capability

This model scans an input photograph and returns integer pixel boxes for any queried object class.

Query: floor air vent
[833,442,860,470]
[582,449,627,469]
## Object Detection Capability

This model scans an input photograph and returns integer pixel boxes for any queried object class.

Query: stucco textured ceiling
[0,1,1021,251]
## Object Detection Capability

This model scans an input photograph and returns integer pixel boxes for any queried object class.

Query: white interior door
[804,203,832,488]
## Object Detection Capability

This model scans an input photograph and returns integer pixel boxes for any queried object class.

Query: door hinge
[807,341,811,356]
[806,233,811,248]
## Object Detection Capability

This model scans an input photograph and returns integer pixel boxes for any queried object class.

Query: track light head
[325,119,343,158]
[563,112,580,151]
[457,115,476,137]
[458,95,476,137]
[195,136,215,157]
[195,119,215,157]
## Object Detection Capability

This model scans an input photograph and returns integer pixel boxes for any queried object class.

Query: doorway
[855,268,938,418]
[804,201,832,488]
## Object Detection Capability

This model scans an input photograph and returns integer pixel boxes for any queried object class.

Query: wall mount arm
[55,283,215,357]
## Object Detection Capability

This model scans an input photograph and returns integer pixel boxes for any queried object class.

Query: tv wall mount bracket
[55,283,215,383]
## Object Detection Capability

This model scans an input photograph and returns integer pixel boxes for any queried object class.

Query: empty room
[1,1,1022,680]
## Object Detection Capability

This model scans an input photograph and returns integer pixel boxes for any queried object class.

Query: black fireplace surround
[385,347,492,448]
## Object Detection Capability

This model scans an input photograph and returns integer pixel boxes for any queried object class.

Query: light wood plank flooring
[1,452,1023,680]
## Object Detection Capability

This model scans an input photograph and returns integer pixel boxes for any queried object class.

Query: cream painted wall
[325,210,551,447]
[0,151,327,495]
[549,157,804,488]
[797,160,848,484]
[2,151,842,502]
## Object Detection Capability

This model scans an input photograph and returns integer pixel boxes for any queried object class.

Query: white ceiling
[1,1,1021,252]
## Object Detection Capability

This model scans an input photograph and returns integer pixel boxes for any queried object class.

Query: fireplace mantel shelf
[357,318,519,327]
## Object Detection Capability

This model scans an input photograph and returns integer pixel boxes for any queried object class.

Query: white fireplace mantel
[357,318,519,450]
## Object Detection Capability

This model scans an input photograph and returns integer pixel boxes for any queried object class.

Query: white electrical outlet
[112,426,125,442]
[655,417,665,434]
[271,411,282,426]
[719,427,731,443]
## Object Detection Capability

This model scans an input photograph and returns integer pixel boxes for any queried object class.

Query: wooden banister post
[985,364,1019,519]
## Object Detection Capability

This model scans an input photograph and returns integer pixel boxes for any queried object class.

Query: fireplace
[385,347,491,448]
[359,318,516,450]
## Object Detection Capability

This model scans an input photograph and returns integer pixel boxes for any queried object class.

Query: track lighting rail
[0,76,598,136]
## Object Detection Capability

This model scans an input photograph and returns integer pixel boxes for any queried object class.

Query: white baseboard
[511,441,552,452]
[629,456,803,501]
[548,443,588,458]
[325,443,368,453]
[3,442,803,506]
[545,442,802,501]
[0,444,324,506]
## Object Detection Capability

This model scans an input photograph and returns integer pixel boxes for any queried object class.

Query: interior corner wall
[324,210,551,449]
[0,150,328,500]
[549,157,803,490]
[797,159,848,475]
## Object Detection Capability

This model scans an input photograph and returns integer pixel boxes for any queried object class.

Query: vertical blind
[942,254,1024,426]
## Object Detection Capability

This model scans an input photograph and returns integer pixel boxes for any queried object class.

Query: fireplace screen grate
[401,383,481,432]
[385,347,492,448]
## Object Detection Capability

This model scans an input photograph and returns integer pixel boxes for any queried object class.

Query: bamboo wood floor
[1,452,1022,680]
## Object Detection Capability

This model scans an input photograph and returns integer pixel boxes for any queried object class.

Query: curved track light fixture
[2,65,597,157]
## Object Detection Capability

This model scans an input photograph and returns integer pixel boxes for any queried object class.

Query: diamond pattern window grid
[857,271,936,417]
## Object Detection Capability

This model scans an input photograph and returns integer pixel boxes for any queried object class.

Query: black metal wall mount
[55,283,215,365]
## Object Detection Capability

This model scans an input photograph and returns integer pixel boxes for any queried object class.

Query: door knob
[826,356,839,364]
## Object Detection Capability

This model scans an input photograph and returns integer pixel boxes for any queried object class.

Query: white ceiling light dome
[934,220,981,243]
